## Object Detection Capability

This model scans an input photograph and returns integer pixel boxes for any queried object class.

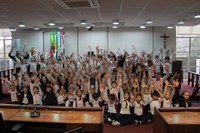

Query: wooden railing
[187,70,200,87]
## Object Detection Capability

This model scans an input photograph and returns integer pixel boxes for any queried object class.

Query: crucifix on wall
[160,34,170,49]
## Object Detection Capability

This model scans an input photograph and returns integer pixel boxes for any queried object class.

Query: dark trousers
[115,114,133,126]
[104,110,119,121]
[132,113,149,123]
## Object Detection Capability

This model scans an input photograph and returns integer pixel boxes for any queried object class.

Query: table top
[8,108,102,124]
[160,111,200,125]
[0,108,20,120]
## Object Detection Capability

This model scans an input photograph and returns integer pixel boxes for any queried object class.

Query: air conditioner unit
[54,0,100,9]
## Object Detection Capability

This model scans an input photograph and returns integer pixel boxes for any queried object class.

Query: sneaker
[147,119,152,123]
[107,118,112,122]
[134,120,139,126]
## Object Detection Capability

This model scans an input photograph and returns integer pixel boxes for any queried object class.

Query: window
[0,37,12,59]
[0,36,13,70]
[176,35,200,80]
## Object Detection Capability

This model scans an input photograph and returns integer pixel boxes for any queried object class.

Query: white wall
[12,30,43,52]
[13,27,176,57]
[109,27,153,54]
[78,27,107,56]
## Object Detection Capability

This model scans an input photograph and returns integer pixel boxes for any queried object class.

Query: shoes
[107,118,112,122]
[134,120,139,126]
[147,119,152,123]
[112,121,120,126]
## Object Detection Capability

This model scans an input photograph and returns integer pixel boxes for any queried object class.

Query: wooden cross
[160,34,170,49]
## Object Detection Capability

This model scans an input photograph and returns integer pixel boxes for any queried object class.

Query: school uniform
[8,51,29,74]
[57,94,66,106]
[66,93,75,107]
[132,101,149,123]
[33,93,42,105]
[42,91,57,106]
[104,101,119,122]
[143,93,152,113]
[147,99,161,121]
[8,90,19,104]
[179,98,192,108]
[19,91,33,104]
[161,98,172,108]
[73,98,85,107]
[115,100,133,126]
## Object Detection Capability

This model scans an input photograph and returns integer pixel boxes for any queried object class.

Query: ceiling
[0,0,200,29]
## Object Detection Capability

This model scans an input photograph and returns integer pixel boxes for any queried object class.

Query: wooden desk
[0,104,21,120]
[10,109,102,124]
[153,108,200,133]
[0,104,103,133]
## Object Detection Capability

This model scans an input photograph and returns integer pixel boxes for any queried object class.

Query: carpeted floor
[103,123,153,133]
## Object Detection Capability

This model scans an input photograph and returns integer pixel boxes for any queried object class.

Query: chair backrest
[0,113,6,133]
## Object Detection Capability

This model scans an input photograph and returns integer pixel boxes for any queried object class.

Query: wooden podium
[153,108,200,133]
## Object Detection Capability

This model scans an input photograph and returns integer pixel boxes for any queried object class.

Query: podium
[153,108,200,133]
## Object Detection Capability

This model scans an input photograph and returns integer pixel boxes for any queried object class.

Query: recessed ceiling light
[167,25,173,29]
[48,22,55,26]
[33,27,40,30]
[113,19,119,25]
[112,25,118,29]
[58,26,64,30]
[19,23,26,27]
[194,14,200,18]
[140,25,146,29]
[178,19,185,25]
[85,25,91,29]
[146,19,152,24]
[10,27,16,32]
[80,20,87,25]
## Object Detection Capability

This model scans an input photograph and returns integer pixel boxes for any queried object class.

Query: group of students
[4,45,199,126]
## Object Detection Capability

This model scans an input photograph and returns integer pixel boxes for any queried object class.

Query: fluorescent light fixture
[194,14,200,18]
[85,25,92,29]
[112,25,118,29]
[58,26,64,30]
[48,22,55,26]
[112,19,119,25]
[178,19,185,25]
[33,27,40,30]
[146,19,152,24]
[140,25,146,29]
[10,27,16,32]
[19,23,26,27]
[80,20,87,25]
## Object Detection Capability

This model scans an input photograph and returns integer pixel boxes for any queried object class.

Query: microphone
[30,105,40,117]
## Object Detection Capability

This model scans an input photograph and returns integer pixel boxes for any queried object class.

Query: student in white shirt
[32,86,42,105]
[112,92,133,126]
[160,91,173,108]
[90,92,102,107]
[73,89,86,107]
[57,88,67,106]
[104,94,119,123]
[65,85,76,107]
[7,84,19,104]
[19,85,33,105]
[142,87,152,114]
[148,91,161,122]
[132,93,149,125]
